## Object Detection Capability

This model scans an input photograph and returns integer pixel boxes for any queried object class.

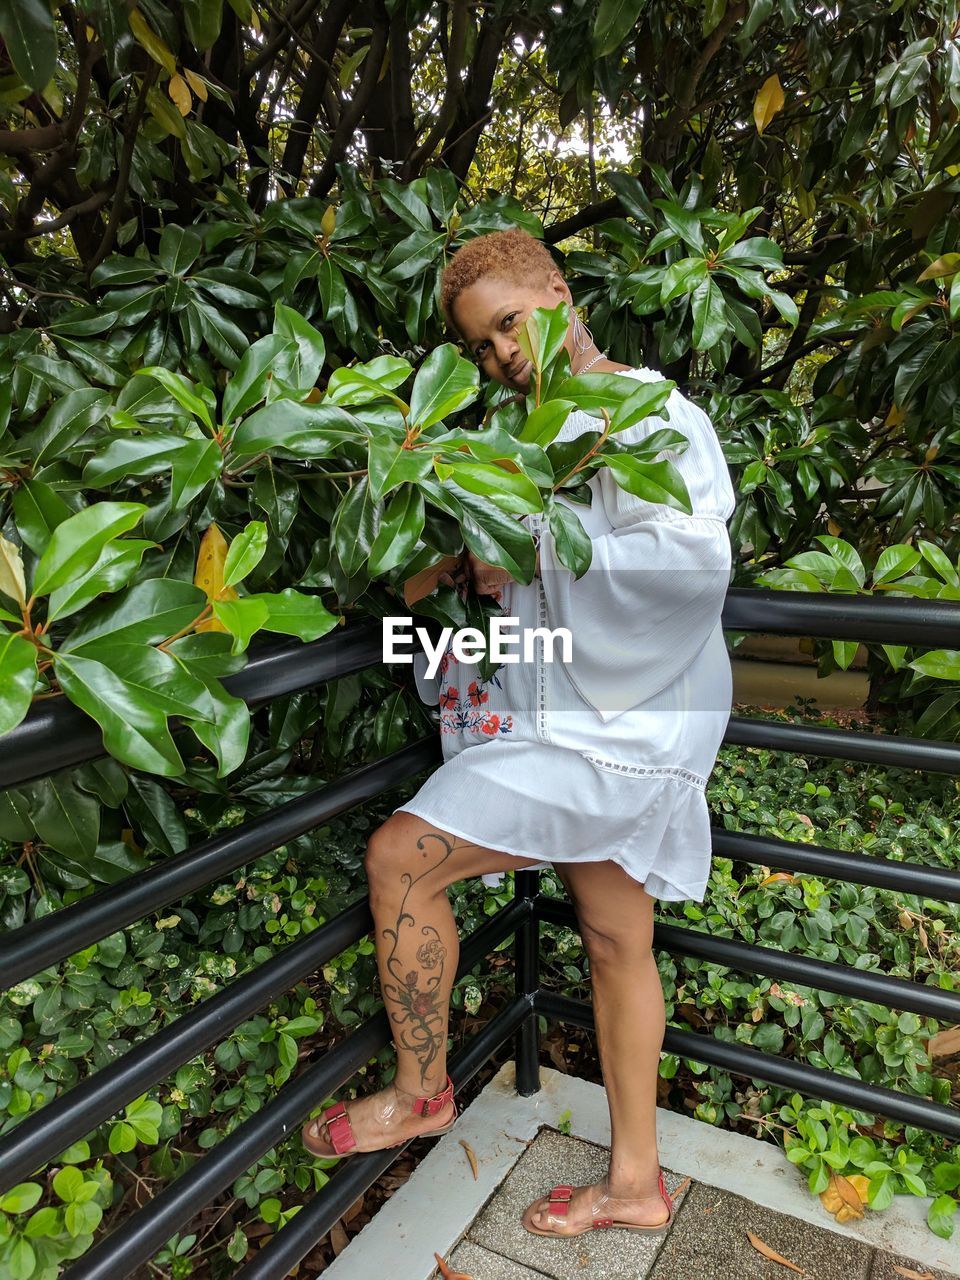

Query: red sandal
[301,1075,457,1159]
[521,1171,675,1237]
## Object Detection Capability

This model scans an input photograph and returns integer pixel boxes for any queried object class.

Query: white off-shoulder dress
[394,367,737,902]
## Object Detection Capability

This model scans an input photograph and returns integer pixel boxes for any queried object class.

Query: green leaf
[272,304,326,390]
[32,502,146,597]
[158,224,203,276]
[55,652,184,776]
[447,459,543,514]
[367,486,425,575]
[519,400,575,445]
[29,387,110,465]
[11,479,73,556]
[222,334,298,424]
[408,344,479,432]
[83,435,190,487]
[373,688,407,753]
[189,675,250,776]
[170,438,223,509]
[600,454,692,513]
[547,503,593,577]
[223,521,268,587]
[245,588,339,641]
[90,644,214,721]
[26,773,100,859]
[908,649,960,681]
[6,1237,36,1280]
[0,1182,43,1214]
[134,367,214,429]
[927,1193,957,1240]
[326,355,412,406]
[609,380,676,434]
[366,438,435,502]
[593,0,643,58]
[0,631,38,736]
[554,372,641,416]
[331,476,381,576]
[517,303,570,375]
[64,579,206,651]
[872,544,921,585]
[212,597,270,653]
[230,400,362,459]
[918,538,960,587]
[0,0,56,91]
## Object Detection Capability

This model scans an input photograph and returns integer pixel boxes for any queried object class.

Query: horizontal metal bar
[535,898,960,1023]
[722,588,960,647]
[534,990,960,1140]
[63,898,530,1280]
[724,715,960,775]
[234,996,533,1280]
[1,738,440,991]
[712,828,960,904]
[0,900,371,1193]
[0,622,384,790]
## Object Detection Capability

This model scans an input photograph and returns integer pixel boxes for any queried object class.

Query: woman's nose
[492,333,519,364]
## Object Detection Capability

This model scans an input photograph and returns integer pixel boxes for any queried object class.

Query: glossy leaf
[408,345,479,432]
[245,588,339,641]
[47,539,154,623]
[64,579,206,651]
[55,652,184,775]
[0,632,37,736]
[0,535,27,607]
[600,454,692,513]
[223,521,268,587]
[32,502,147,597]
[212,596,270,653]
[170,438,223,509]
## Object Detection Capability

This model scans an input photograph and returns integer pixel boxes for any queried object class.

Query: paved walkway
[322,1065,958,1280]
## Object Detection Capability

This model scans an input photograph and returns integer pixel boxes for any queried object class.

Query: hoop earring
[572,311,594,355]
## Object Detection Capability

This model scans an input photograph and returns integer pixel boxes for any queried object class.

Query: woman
[302,227,736,1239]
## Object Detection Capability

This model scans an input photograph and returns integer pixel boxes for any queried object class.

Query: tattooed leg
[303,812,539,1156]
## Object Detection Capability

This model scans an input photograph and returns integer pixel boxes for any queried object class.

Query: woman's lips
[506,358,531,382]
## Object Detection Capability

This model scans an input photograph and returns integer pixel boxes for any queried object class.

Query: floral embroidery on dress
[436,639,513,737]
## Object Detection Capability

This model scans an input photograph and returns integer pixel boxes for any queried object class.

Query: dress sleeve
[537,388,736,724]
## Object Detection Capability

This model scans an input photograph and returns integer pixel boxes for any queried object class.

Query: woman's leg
[304,811,540,1155]
[525,860,670,1231]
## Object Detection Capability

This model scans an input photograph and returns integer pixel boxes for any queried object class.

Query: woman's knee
[363,812,444,899]
[576,913,653,969]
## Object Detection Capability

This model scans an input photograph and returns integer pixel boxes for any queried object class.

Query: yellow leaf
[194,522,237,631]
[754,73,786,136]
[819,1173,866,1223]
[884,403,906,427]
[321,205,338,238]
[168,73,192,116]
[827,518,841,535]
[917,252,960,281]
[0,535,27,607]
[129,8,177,75]
[183,67,209,102]
[760,872,795,886]
[925,443,939,462]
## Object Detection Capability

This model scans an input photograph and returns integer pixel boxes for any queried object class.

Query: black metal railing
[0,588,958,1280]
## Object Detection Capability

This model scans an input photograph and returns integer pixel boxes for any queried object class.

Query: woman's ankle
[604,1165,663,1199]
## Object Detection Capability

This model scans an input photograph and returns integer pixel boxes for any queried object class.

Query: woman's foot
[302,1079,456,1158]
[521,1177,672,1236]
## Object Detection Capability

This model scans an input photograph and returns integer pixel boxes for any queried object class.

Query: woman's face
[450,269,573,391]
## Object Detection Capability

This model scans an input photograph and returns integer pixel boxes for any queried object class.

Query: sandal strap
[412,1073,455,1118]
[658,1170,674,1218]
[592,1217,615,1228]
[322,1102,356,1155]
[547,1184,573,1216]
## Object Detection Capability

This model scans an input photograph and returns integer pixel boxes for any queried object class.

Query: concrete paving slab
[447,1239,555,1278]
[468,1128,689,1280]
[870,1250,960,1280]
[647,1179,874,1280]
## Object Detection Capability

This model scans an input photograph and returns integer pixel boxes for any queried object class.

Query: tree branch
[279,0,353,195]
[403,0,469,176]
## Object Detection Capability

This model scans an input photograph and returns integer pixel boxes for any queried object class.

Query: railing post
[514,869,541,1096]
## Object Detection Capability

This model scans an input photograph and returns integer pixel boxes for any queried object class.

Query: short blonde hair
[440,227,559,332]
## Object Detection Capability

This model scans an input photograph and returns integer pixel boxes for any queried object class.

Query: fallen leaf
[760,872,796,886]
[342,1192,365,1224]
[893,1266,935,1280]
[819,1173,865,1222]
[927,1025,960,1058]
[329,1221,349,1256]
[433,1250,473,1279]
[746,1230,804,1273]
[458,1138,478,1181]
